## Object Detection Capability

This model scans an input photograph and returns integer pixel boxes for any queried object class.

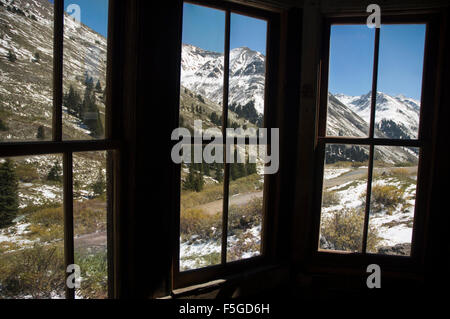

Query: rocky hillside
[0,0,107,142]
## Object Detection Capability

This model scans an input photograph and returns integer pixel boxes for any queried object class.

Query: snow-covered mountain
[334,91,421,140]
[181,44,266,114]
[0,0,107,141]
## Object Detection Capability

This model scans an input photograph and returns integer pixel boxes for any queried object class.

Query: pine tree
[183,166,204,192]
[246,162,257,175]
[95,80,102,93]
[215,167,223,183]
[202,163,210,177]
[47,161,62,182]
[82,86,104,138]
[0,159,19,228]
[36,125,45,139]
[91,168,106,197]
[183,166,196,191]
[7,50,16,63]
[64,85,82,117]
[0,118,8,131]
[33,51,40,62]
[193,172,204,192]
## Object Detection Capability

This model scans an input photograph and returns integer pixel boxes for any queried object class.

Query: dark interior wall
[113,0,450,299]
[424,6,450,295]
[117,0,183,298]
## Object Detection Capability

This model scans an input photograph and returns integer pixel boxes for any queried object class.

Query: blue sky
[329,24,426,100]
[48,0,109,37]
[182,3,267,55]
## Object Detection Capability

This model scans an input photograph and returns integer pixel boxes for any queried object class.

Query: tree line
[63,74,104,138]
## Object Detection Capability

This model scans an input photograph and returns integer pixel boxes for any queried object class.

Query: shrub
[73,201,106,236]
[320,208,381,252]
[0,118,8,131]
[29,207,63,228]
[322,191,340,207]
[27,207,64,242]
[227,230,261,262]
[75,251,108,299]
[15,162,40,183]
[180,209,221,242]
[228,198,262,237]
[0,244,65,299]
[370,185,406,214]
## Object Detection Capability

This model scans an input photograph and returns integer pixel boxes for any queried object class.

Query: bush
[27,207,64,242]
[75,251,108,299]
[322,191,340,207]
[320,208,381,252]
[73,200,106,235]
[0,244,65,299]
[29,207,63,228]
[15,162,40,183]
[370,185,405,214]
[180,208,221,242]
[0,118,8,131]
[228,198,263,237]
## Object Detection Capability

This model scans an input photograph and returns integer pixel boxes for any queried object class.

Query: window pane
[226,13,266,262]
[73,151,108,299]
[0,1,53,142]
[180,3,225,132]
[179,3,225,271]
[367,146,419,256]
[319,144,369,253]
[227,146,264,262]
[327,25,374,137]
[374,25,426,140]
[0,155,64,299]
[63,0,108,140]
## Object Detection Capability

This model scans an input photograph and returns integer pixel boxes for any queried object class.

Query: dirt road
[323,166,418,189]
[193,191,263,216]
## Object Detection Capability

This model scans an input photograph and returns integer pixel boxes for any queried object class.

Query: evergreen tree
[183,166,204,192]
[202,163,210,177]
[7,50,16,63]
[246,161,257,175]
[183,166,196,191]
[82,86,104,138]
[33,51,40,62]
[215,167,223,183]
[0,159,19,228]
[84,72,94,89]
[64,85,82,117]
[36,125,45,139]
[47,161,62,182]
[95,80,102,93]
[91,168,106,197]
[0,118,8,131]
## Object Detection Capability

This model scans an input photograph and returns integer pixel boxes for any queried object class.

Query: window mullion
[362,27,380,254]
[52,0,64,142]
[221,10,231,265]
[63,151,75,299]
[369,27,380,139]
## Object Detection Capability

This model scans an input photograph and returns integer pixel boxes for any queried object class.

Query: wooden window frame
[171,0,281,290]
[309,12,442,273]
[0,0,122,299]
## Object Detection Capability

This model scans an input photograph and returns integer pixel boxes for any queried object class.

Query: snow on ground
[180,238,221,270]
[323,175,417,248]
[0,222,35,246]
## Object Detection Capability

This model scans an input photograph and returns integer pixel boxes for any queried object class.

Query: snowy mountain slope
[0,0,107,198]
[0,0,107,141]
[334,91,421,140]
[325,94,418,165]
[181,44,266,114]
